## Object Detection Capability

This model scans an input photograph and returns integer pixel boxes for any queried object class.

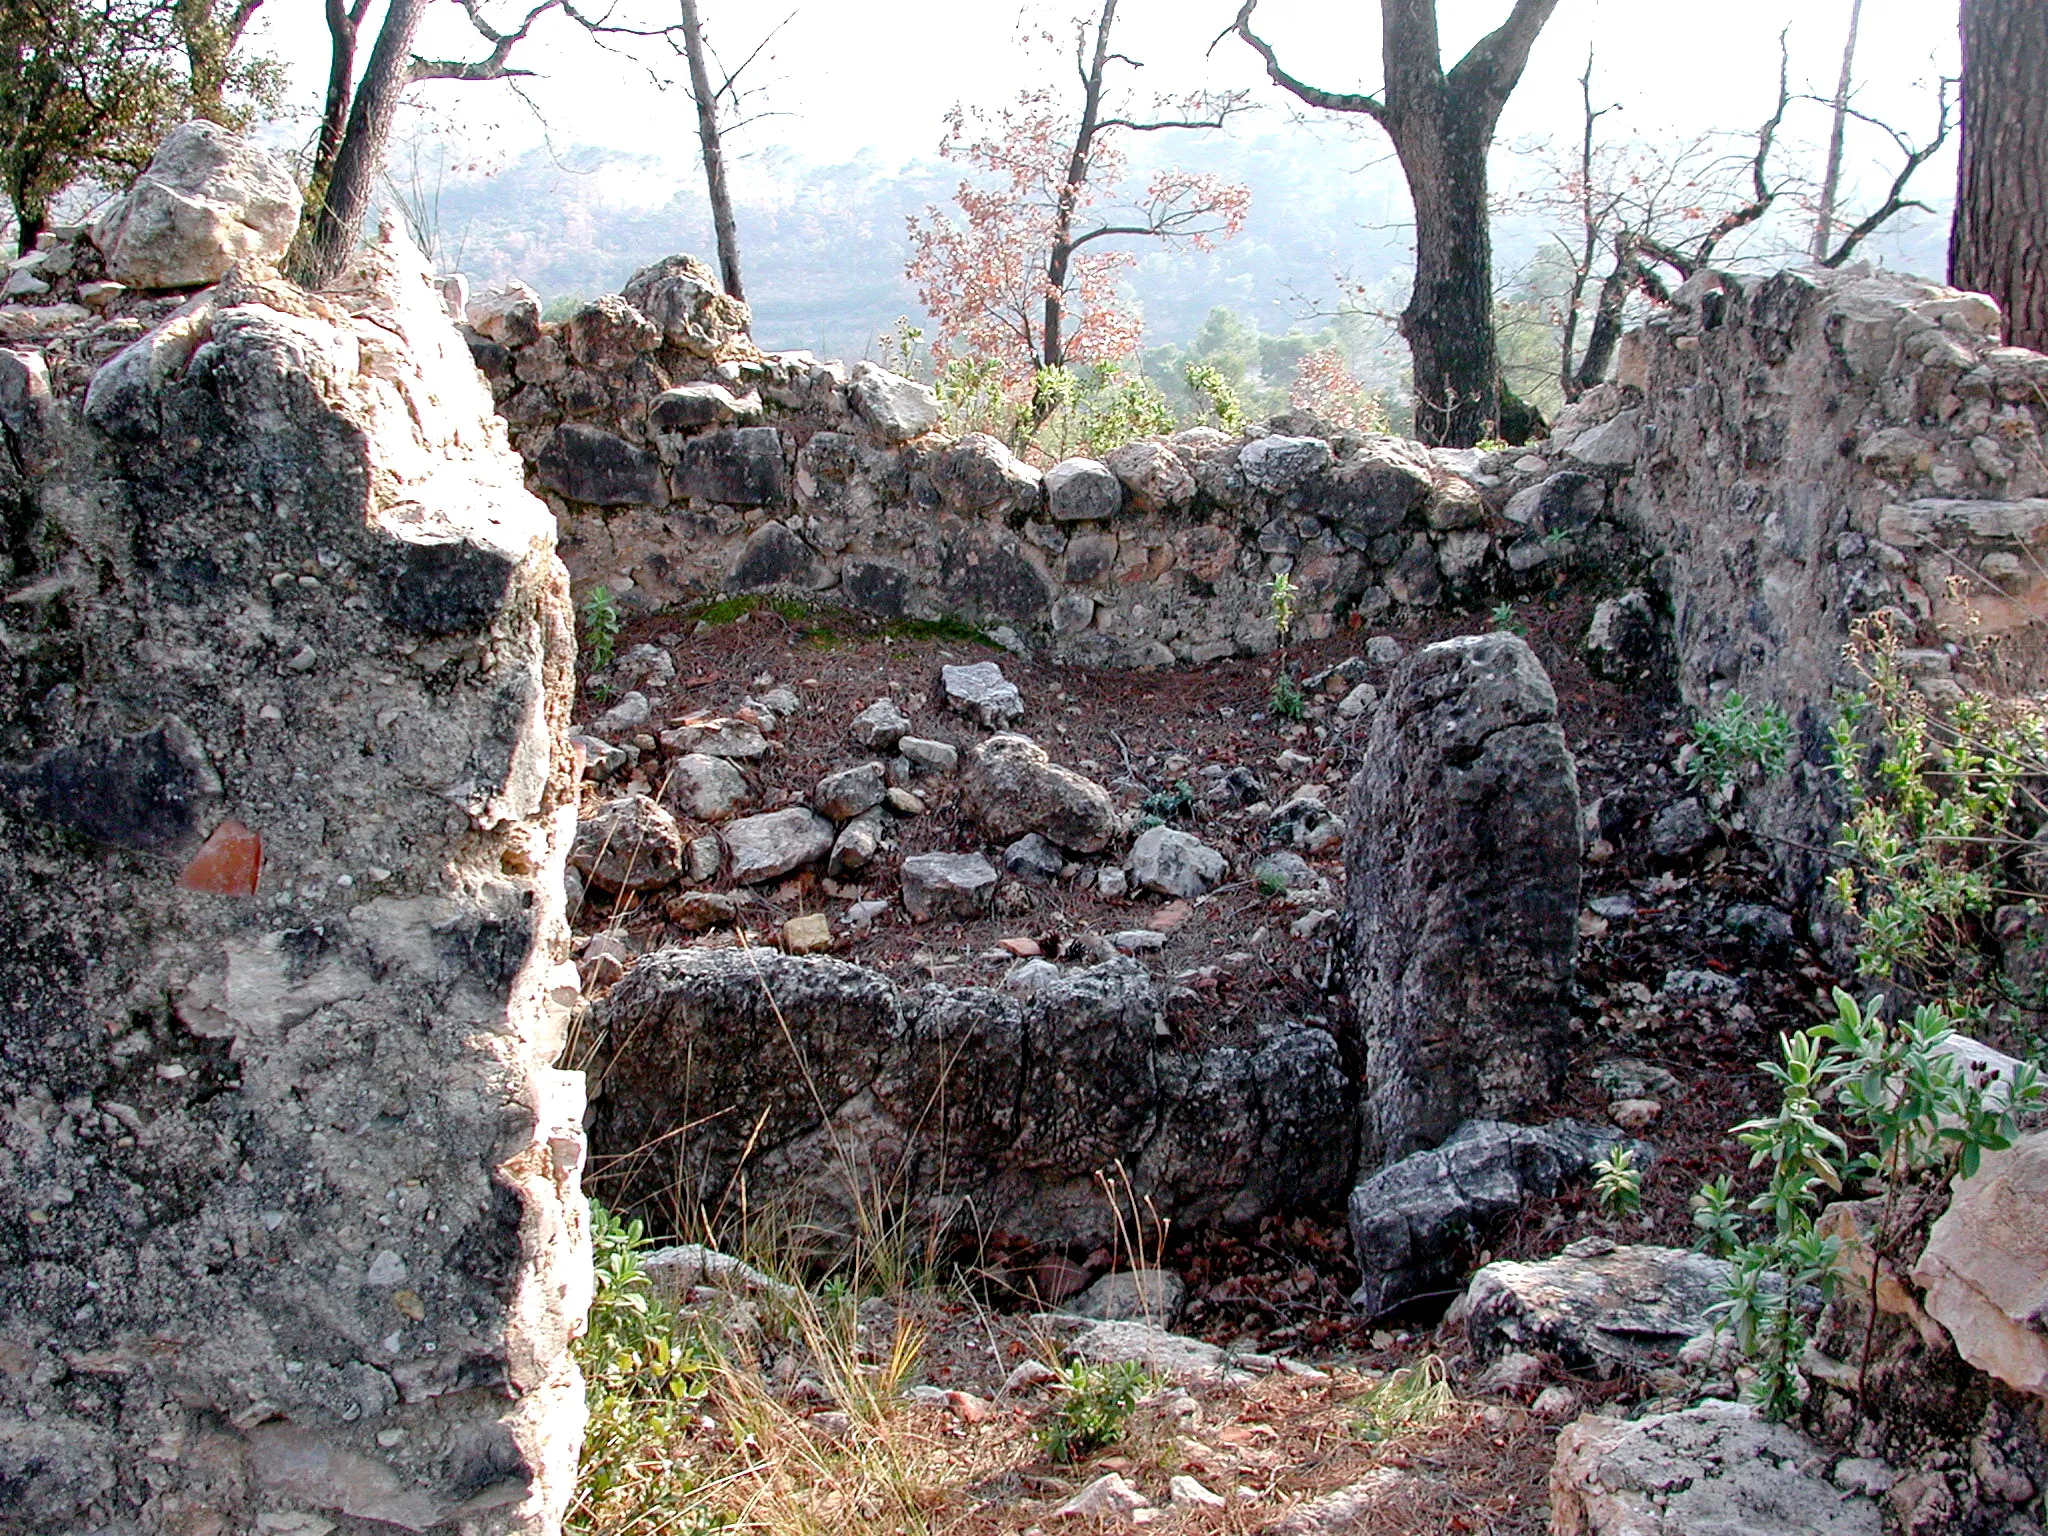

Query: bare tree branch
[408,0,560,81]
[1230,0,1389,125]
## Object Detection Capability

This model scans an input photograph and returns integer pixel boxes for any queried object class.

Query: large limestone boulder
[620,253,751,356]
[1344,632,1581,1166]
[960,733,1118,853]
[91,121,301,290]
[1551,1400,1883,1536]
[1914,1128,2048,1400]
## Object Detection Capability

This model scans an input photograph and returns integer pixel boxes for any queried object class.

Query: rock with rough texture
[828,807,890,876]
[91,122,301,289]
[537,423,666,506]
[931,433,1043,515]
[961,733,1118,853]
[850,697,912,749]
[620,253,751,355]
[1913,1128,2048,1401]
[1264,1470,1417,1535]
[1566,409,1643,468]
[899,735,957,773]
[813,761,886,822]
[941,660,1025,728]
[467,279,543,346]
[663,752,751,821]
[782,913,833,954]
[1583,589,1668,685]
[1003,831,1065,883]
[1130,824,1227,898]
[1348,1120,1634,1318]
[1045,457,1123,521]
[1059,1318,1248,1385]
[566,294,660,369]
[678,426,786,507]
[1241,434,1333,492]
[901,851,999,921]
[848,360,941,442]
[1104,439,1195,512]
[2,222,584,1533]
[1052,1472,1151,1522]
[1066,1269,1186,1326]
[658,715,768,760]
[1461,1239,1734,1375]
[1550,1400,1882,1536]
[586,952,1353,1247]
[573,794,686,893]
[1345,633,1581,1165]
[723,808,835,883]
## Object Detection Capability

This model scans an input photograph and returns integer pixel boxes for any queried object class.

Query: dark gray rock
[650,381,756,431]
[1,715,221,855]
[1003,832,1065,883]
[729,522,829,591]
[1045,457,1123,522]
[1505,470,1605,534]
[536,422,666,506]
[571,794,686,893]
[1321,440,1433,540]
[722,807,835,883]
[938,530,1052,623]
[1346,1120,1635,1319]
[901,851,999,921]
[929,432,1041,514]
[1130,825,1226,898]
[813,762,886,822]
[1649,796,1716,860]
[849,698,911,750]
[676,425,785,506]
[843,558,911,617]
[1345,633,1581,1166]
[661,752,750,822]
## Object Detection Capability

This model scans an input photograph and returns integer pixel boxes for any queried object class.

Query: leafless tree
[1952,0,2048,350]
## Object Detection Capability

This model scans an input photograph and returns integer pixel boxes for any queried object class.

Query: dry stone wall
[0,209,588,1532]
[463,261,1634,664]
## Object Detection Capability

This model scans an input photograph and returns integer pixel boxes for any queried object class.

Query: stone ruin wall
[1616,264,2048,915]
[460,258,1641,665]
[0,214,589,1533]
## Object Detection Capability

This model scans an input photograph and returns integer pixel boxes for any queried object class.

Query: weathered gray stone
[662,752,751,822]
[847,360,941,442]
[650,380,757,430]
[961,733,1118,853]
[1065,1269,1186,1326]
[1566,409,1643,467]
[1345,633,1581,1164]
[467,280,542,347]
[90,121,301,289]
[573,794,687,893]
[931,433,1041,514]
[1584,589,1667,684]
[620,253,751,355]
[566,294,660,369]
[1347,1120,1632,1318]
[849,698,912,750]
[1003,832,1065,883]
[677,425,785,506]
[1057,1318,1249,1385]
[941,660,1025,728]
[1462,1239,1734,1375]
[814,761,886,822]
[1550,1400,1882,1536]
[898,736,958,773]
[723,807,835,883]
[1240,433,1334,492]
[901,851,999,921]
[1045,456,1123,521]
[1103,439,1194,512]
[828,807,889,875]
[1129,824,1226,898]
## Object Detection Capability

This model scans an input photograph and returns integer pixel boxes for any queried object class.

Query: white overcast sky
[246,0,1960,202]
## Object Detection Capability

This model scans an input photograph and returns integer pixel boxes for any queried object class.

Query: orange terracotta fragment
[178,819,262,895]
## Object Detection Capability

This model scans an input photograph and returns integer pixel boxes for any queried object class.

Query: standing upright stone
[1343,633,1581,1167]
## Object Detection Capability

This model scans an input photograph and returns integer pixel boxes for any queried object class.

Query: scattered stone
[1366,635,1406,668]
[1168,1475,1225,1510]
[1060,1319,1246,1385]
[1648,797,1715,860]
[663,753,751,822]
[940,660,1024,728]
[1476,1351,1546,1396]
[1550,1399,1882,1536]
[1662,968,1741,1002]
[1264,1470,1416,1534]
[1348,1119,1634,1318]
[1726,903,1797,949]
[1045,457,1123,521]
[580,930,634,989]
[1098,866,1129,899]
[1005,957,1061,994]
[641,1244,797,1304]
[1002,1359,1061,1396]
[1111,930,1166,954]
[849,697,911,750]
[685,833,723,883]
[1002,832,1065,883]
[897,736,958,773]
[781,914,833,955]
[1583,590,1668,684]
[723,808,835,884]
[91,122,301,290]
[1588,893,1637,920]
[659,715,769,760]
[571,795,685,893]
[665,890,741,931]
[883,788,922,817]
[901,852,999,921]
[961,734,1119,853]
[1592,1057,1679,1100]
[592,689,651,735]
[1066,1269,1185,1326]
[1336,682,1379,719]
[1130,825,1226,899]
[1347,632,1581,1164]
[1609,1098,1662,1131]
[1462,1239,1734,1375]
[1253,851,1316,891]
[814,762,887,821]
[1052,1472,1151,1523]
[1533,1384,1586,1420]
[845,898,890,938]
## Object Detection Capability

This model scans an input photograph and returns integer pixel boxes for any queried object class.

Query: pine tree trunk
[1396,110,1499,446]
[1952,0,2048,351]
[294,0,426,291]
[679,0,743,302]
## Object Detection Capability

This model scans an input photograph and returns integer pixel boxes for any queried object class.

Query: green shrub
[1350,1356,1454,1443]
[1687,691,1793,793]
[579,585,622,674]
[1592,1144,1644,1218]
[1183,361,1246,434]
[1038,1359,1151,1463]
